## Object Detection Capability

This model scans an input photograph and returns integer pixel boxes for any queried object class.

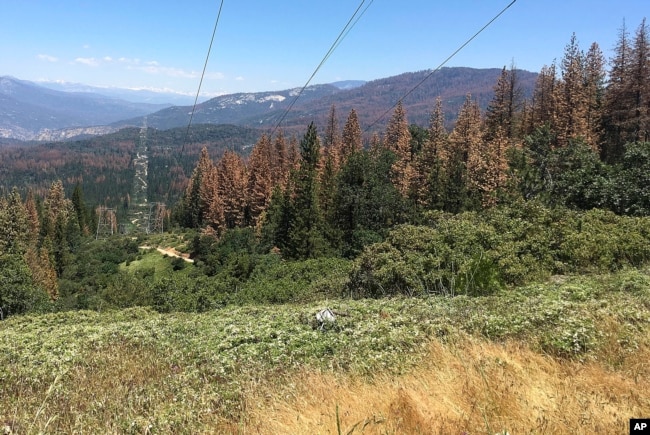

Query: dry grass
[4,333,649,434]
[244,335,650,434]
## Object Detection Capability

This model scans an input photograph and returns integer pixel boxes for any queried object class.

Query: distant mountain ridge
[0,76,170,140]
[115,67,537,134]
[38,80,200,105]
[0,68,537,141]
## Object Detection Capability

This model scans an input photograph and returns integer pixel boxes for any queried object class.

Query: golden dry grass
[243,336,650,434]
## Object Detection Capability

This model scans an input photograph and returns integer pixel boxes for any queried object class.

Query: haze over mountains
[0,68,537,142]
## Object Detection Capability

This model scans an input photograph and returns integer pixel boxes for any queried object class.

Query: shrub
[348,204,650,299]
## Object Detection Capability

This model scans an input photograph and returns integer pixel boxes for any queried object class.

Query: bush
[0,254,52,318]
[347,204,650,299]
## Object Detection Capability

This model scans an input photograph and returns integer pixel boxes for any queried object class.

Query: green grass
[120,247,188,278]
[1,268,649,432]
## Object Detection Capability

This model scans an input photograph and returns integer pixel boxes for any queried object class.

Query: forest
[1,20,650,317]
[1,19,650,434]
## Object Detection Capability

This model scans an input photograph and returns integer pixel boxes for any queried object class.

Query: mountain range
[0,68,537,142]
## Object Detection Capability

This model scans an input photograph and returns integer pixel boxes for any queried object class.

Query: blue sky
[0,1,647,99]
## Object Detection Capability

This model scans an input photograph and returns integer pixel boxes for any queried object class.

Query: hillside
[0,67,536,143]
[0,124,262,206]
[115,67,537,134]
[2,268,649,433]
[0,76,169,141]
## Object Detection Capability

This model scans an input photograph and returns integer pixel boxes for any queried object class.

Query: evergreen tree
[603,20,634,161]
[323,104,342,170]
[341,108,363,161]
[24,190,40,245]
[583,42,606,151]
[556,33,589,148]
[272,130,290,187]
[182,147,213,228]
[285,123,330,259]
[0,188,30,255]
[410,98,446,209]
[333,148,404,256]
[384,101,413,196]
[246,135,274,226]
[528,63,558,135]
[485,65,523,141]
[628,18,650,143]
[217,150,247,229]
[444,94,482,212]
[201,161,225,235]
[71,183,90,235]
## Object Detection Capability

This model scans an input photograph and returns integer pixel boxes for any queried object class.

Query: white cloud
[37,54,59,63]
[103,56,113,62]
[74,57,100,67]
[235,76,245,81]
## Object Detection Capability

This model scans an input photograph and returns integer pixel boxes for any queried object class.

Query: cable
[165,0,224,202]
[325,1,374,65]
[270,0,372,137]
[180,0,225,158]
[364,0,517,132]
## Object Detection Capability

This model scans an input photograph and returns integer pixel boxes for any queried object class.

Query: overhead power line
[180,0,225,158]
[364,0,518,132]
[271,0,373,136]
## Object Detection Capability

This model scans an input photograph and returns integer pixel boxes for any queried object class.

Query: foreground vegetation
[2,268,649,433]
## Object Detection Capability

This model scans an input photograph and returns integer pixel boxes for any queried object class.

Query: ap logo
[631,419,650,433]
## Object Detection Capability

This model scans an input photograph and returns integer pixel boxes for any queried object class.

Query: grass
[1,268,650,433]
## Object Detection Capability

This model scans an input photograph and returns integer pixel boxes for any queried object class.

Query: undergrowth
[1,268,649,433]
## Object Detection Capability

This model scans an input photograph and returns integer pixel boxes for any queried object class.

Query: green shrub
[348,204,650,299]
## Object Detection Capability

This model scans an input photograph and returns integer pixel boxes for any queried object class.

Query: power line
[364,0,518,132]
[179,0,225,159]
[270,0,372,137]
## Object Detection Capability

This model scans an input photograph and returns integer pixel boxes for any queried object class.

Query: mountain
[115,68,537,134]
[38,80,199,105]
[0,76,170,140]
[0,68,537,142]
[112,84,344,131]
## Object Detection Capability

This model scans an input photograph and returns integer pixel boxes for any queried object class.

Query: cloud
[235,76,245,81]
[127,63,224,80]
[74,57,100,67]
[37,54,59,63]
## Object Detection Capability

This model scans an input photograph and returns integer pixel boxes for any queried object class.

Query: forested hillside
[1,18,650,434]
[0,124,262,206]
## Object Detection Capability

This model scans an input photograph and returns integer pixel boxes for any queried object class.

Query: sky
[0,0,648,100]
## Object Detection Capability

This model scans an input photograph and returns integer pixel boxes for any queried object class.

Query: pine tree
[25,246,58,301]
[272,130,290,187]
[410,98,446,209]
[246,135,274,226]
[24,190,40,244]
[603,20,634,161]
[384,101,413,196]
[0,188,30,255]
[529,63,558,135]
[183,147,213,228]
[217,150,247,229]
[556,33,589,147]
[71,183,90,235]
[201,161,224,235]
[445,94,483,212]
[323,105,342,171]
[485,65,523,141]
[628,18,650,143]
[286,123,329,259]
[341,108,363,161]
[583,42,606,151]
[469,126,510,206]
